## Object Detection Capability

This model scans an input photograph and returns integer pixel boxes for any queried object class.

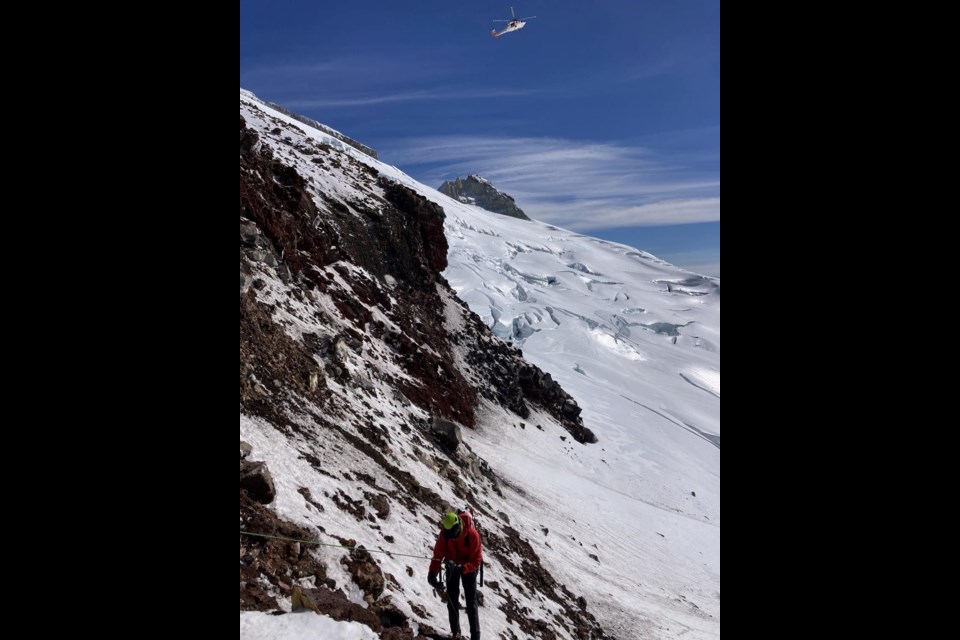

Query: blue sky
[240,1,720,277]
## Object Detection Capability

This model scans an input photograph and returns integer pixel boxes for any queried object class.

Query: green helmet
[442,512,460,531]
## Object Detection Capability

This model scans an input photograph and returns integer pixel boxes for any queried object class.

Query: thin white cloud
[240,54,535,109]
[535,198,720,229]
[382,135,720,228]
[285,88,533,109]
[240,61,341,81]
[241,55,444,83]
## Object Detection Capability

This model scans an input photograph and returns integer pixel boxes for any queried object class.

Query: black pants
[446,569,480,639]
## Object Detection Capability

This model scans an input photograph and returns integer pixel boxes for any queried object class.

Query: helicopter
[491,6,536,38]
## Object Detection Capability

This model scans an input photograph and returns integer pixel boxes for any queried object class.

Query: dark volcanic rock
[342,545,385,600]
[430,417,463,454]
[292,586,382,632]
[240,460,276,504]
[438,174,531,220]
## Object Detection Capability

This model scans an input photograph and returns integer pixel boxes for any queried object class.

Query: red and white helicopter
[491,6,536,38]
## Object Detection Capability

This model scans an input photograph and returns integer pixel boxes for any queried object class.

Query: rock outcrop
[438,175,530,220]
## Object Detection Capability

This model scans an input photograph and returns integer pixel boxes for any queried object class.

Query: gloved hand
[427,574,447,602]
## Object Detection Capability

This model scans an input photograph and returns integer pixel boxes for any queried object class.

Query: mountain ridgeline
[240,92,607,640]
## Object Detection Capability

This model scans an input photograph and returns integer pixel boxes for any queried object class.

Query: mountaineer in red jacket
[428,510,483,640]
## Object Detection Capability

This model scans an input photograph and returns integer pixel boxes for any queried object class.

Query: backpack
[458,507,484,587]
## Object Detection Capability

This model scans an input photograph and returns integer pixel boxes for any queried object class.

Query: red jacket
[428,512,483,576]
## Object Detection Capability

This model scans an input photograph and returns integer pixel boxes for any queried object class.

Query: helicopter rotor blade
[518,16,536,20]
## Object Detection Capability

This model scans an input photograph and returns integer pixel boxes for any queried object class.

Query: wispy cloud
[285,88,532,109]
[240,55,443,86]
[381,136,720,228]
[240,61,343,82]
[240,54,535,109]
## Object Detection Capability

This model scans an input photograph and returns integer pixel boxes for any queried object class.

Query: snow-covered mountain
[239,89,719,640]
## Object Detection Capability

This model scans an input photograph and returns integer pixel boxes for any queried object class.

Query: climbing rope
[239,530,434,560]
